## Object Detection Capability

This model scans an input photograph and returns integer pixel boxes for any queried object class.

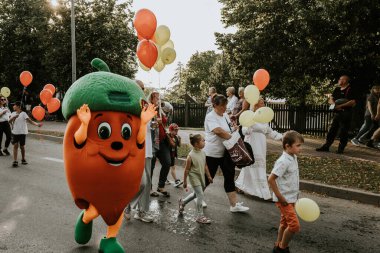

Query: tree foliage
[216,0,380,105]
[0,0,137,100]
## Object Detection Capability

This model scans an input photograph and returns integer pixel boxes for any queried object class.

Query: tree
[216,0,380,105]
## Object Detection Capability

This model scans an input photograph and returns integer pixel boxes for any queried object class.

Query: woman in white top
[0,96,12,156]
[204,94,249,212]
[235,98,282,200]
[226,86,238,115]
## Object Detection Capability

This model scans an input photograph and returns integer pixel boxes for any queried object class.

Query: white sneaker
[230,202,249,212]
[194,198,207,208]
[173,179,183,187]
[134,212,153,223]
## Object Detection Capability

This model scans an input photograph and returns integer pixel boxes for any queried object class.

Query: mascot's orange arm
[137,103,157,144]
[74,104,91,145]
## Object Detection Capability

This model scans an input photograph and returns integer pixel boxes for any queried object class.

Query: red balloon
[44,83,56,95]
[137,40,158,68]
[40,89,53,105]
[47,98,61,113]
[20,71,33,87]
[253,69,270,91]
[133,9,157,40]
[32,106,45,121]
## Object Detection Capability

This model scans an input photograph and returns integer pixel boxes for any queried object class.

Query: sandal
[196,216,211,224]
[12,161,18,167]
[157,188,170,197]
[150,191,159,197]
[21,159,28,165]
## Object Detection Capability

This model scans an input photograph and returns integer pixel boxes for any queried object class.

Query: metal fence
[172,103,335,136]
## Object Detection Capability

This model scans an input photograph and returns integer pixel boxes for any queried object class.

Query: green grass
[177,145,380,193]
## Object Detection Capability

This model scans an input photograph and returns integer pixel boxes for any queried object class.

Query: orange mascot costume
[62,58,156,253]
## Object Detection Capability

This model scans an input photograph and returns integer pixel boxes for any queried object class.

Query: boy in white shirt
[268,130,304,253]
[9,101,42,167]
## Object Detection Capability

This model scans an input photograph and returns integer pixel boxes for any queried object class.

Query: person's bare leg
[280,228,295,249]
[170,166,177,181]
[276,225,286,247]
[20,145,25,160]
[226,191,237,206]
[83,203,99,224]
[13,143,18,161]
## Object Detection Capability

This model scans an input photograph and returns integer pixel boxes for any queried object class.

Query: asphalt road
[0,138,379,253]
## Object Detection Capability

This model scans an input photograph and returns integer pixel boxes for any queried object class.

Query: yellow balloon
[154,58,165,72]
[239,110,255,127]
[244,85,260,105]
[253,107,274,123]
[161,48,176,64]
[138,60,150,71]
[0,87,11,97]
[154,25,170,46]
[295,198,320,222]
[161,39,174,51]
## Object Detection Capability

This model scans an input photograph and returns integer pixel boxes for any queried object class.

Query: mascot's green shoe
[99,237,125,253]
[74,210,93,244]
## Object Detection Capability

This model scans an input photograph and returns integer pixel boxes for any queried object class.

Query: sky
[130,0,235,90]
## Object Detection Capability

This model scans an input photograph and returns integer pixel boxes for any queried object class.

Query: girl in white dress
[235,98,282,200]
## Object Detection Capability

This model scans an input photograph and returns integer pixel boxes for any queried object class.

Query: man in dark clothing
[316,75,356,153]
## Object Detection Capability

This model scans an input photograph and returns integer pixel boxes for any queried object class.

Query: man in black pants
[316,75,356,154]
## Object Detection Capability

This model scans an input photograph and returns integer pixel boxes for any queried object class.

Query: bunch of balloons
[32,83,61,121]
[134,9,177,72]
[295,198,320,222]
[239,69,273,127]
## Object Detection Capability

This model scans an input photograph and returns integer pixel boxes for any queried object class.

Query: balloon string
[158,72,161,118]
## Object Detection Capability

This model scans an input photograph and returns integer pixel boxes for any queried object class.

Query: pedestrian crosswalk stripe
[42,157,63,163]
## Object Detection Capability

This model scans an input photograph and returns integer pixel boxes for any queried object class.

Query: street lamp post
[71,0,76,83]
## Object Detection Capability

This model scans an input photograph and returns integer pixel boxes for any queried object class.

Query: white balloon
[154,25,171,46]
[161,48,176,64]
[295,198,320,222]
[253,107,274,123]
[239,110,255,127]
[244,85,260,105]
[154,58,165,72]
[161,39,174,51]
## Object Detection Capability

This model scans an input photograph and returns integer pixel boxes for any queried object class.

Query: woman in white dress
[235,98,282,200]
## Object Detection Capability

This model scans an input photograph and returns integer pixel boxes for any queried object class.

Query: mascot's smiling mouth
[99,153,128,167]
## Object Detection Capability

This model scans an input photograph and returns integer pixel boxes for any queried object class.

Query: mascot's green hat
[62,58,146,120]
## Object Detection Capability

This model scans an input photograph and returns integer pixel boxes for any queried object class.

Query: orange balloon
[253,69,270,91]
[137,40,158,68]
[47,98,61,113]
[32,106,45,121]
[20,71,33,87]
[133,9,157,40]
[40,89,53,105]
[44,83,56,95]
[137,33,144,41]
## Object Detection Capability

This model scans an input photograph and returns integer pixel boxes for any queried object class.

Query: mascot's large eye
[121,123,132,140]
[98,122,112,139]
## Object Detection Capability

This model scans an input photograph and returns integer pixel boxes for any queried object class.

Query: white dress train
[235,122,282,199]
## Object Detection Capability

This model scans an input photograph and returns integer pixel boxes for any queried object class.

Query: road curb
[29,133,380,206]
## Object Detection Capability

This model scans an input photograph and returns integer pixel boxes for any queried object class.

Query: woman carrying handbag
[203,94,249,212]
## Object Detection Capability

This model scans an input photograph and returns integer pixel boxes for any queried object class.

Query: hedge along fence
[172,103,335,136]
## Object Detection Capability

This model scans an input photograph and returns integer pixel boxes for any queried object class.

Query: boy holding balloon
[9,101,42,167]
[268,130,304,253]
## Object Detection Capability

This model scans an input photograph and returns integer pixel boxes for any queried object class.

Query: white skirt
[235,155,271,200]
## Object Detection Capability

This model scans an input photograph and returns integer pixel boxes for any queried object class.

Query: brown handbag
[223,118,254,168]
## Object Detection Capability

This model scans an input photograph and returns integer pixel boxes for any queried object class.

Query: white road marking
[42,157,64,163]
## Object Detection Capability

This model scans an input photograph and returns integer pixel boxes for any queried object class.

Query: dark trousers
[325,111,352,150]
[205,150,236,193]
[0,121,11,149]
[155,141,172,188]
